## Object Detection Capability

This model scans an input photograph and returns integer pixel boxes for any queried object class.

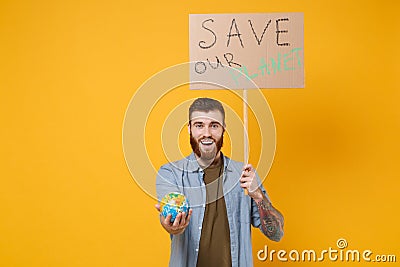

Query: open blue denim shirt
[156,153,270,267]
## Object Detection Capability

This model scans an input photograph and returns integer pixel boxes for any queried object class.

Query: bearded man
[156,98,284,267]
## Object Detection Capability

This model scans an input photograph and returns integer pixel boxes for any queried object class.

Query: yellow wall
[1,0,399,266]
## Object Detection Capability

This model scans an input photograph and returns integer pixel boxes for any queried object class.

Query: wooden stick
[243,89,249,195]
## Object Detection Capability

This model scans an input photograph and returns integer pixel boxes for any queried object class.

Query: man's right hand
[155,204,193,235]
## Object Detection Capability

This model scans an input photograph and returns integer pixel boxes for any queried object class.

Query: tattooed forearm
[256,197,284,241]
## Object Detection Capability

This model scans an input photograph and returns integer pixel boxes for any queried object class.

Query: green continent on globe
[160,192,189,222]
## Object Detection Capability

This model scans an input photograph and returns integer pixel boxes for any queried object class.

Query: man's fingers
[240,176,253,189]
[180,212,186,225]
[160,209,193,234]
[240,181,249,189]
[163,214,172,225]
[242,164,253,171]
[240,177,252,184]
[241,168,254,178]
[173,213,182,227]
[185,209,193,225]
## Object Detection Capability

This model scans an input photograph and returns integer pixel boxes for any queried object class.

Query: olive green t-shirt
[196,160,232,267]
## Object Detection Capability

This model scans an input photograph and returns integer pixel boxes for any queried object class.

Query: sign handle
[243,89,249,195]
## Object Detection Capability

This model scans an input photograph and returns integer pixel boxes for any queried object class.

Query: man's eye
[195,124,203,128]
[211,124,219,129]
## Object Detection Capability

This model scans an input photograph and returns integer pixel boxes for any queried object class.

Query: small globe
[160,192,189,222]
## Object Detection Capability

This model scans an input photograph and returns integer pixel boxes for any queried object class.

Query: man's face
[189,110,225,160]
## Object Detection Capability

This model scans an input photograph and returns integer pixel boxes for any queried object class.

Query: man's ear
[187,123,191,134]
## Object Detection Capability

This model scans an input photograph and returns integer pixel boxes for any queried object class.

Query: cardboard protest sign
[189,13,304,89]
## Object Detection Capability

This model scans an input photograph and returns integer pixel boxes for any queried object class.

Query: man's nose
[203,126,211,137]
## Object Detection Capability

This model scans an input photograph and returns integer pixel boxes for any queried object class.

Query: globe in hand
[160,192,190,222]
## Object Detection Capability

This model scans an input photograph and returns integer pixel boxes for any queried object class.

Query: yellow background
[1,0,399,266]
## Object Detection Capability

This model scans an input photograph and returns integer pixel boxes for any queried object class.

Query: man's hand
[240,164,263,201]
[155,204,193,235]
[240,164,284,241]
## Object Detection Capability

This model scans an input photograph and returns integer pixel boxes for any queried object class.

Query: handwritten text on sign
[189,13,304,89]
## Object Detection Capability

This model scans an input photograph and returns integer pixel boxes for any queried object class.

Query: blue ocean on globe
[160,192,189,222]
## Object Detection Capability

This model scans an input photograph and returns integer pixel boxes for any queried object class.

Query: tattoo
[256,197,284,241]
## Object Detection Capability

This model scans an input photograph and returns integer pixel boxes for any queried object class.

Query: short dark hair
[189,98,225,125]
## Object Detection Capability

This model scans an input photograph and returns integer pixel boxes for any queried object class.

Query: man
[155,98,284,267]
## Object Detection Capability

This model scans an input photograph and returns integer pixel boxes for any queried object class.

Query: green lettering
[291,47,302,67]
[258,58,270,75]
[270,53,281,74]
[283,52,294,71]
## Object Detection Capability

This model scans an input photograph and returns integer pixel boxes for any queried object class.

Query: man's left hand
[240,164,263,201]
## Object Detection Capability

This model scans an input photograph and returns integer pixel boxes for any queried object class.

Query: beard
[190,131,224,160]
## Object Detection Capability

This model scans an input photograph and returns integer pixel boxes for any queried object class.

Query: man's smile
[200,138,214,146]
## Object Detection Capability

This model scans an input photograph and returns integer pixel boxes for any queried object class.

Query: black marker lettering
[276,18,290,46]
[248,19,272,46]
[227,18,244,48]
[194,61,207,74]
[198,19,217,49]
[207,56,224,69]
[224,53,242,68]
